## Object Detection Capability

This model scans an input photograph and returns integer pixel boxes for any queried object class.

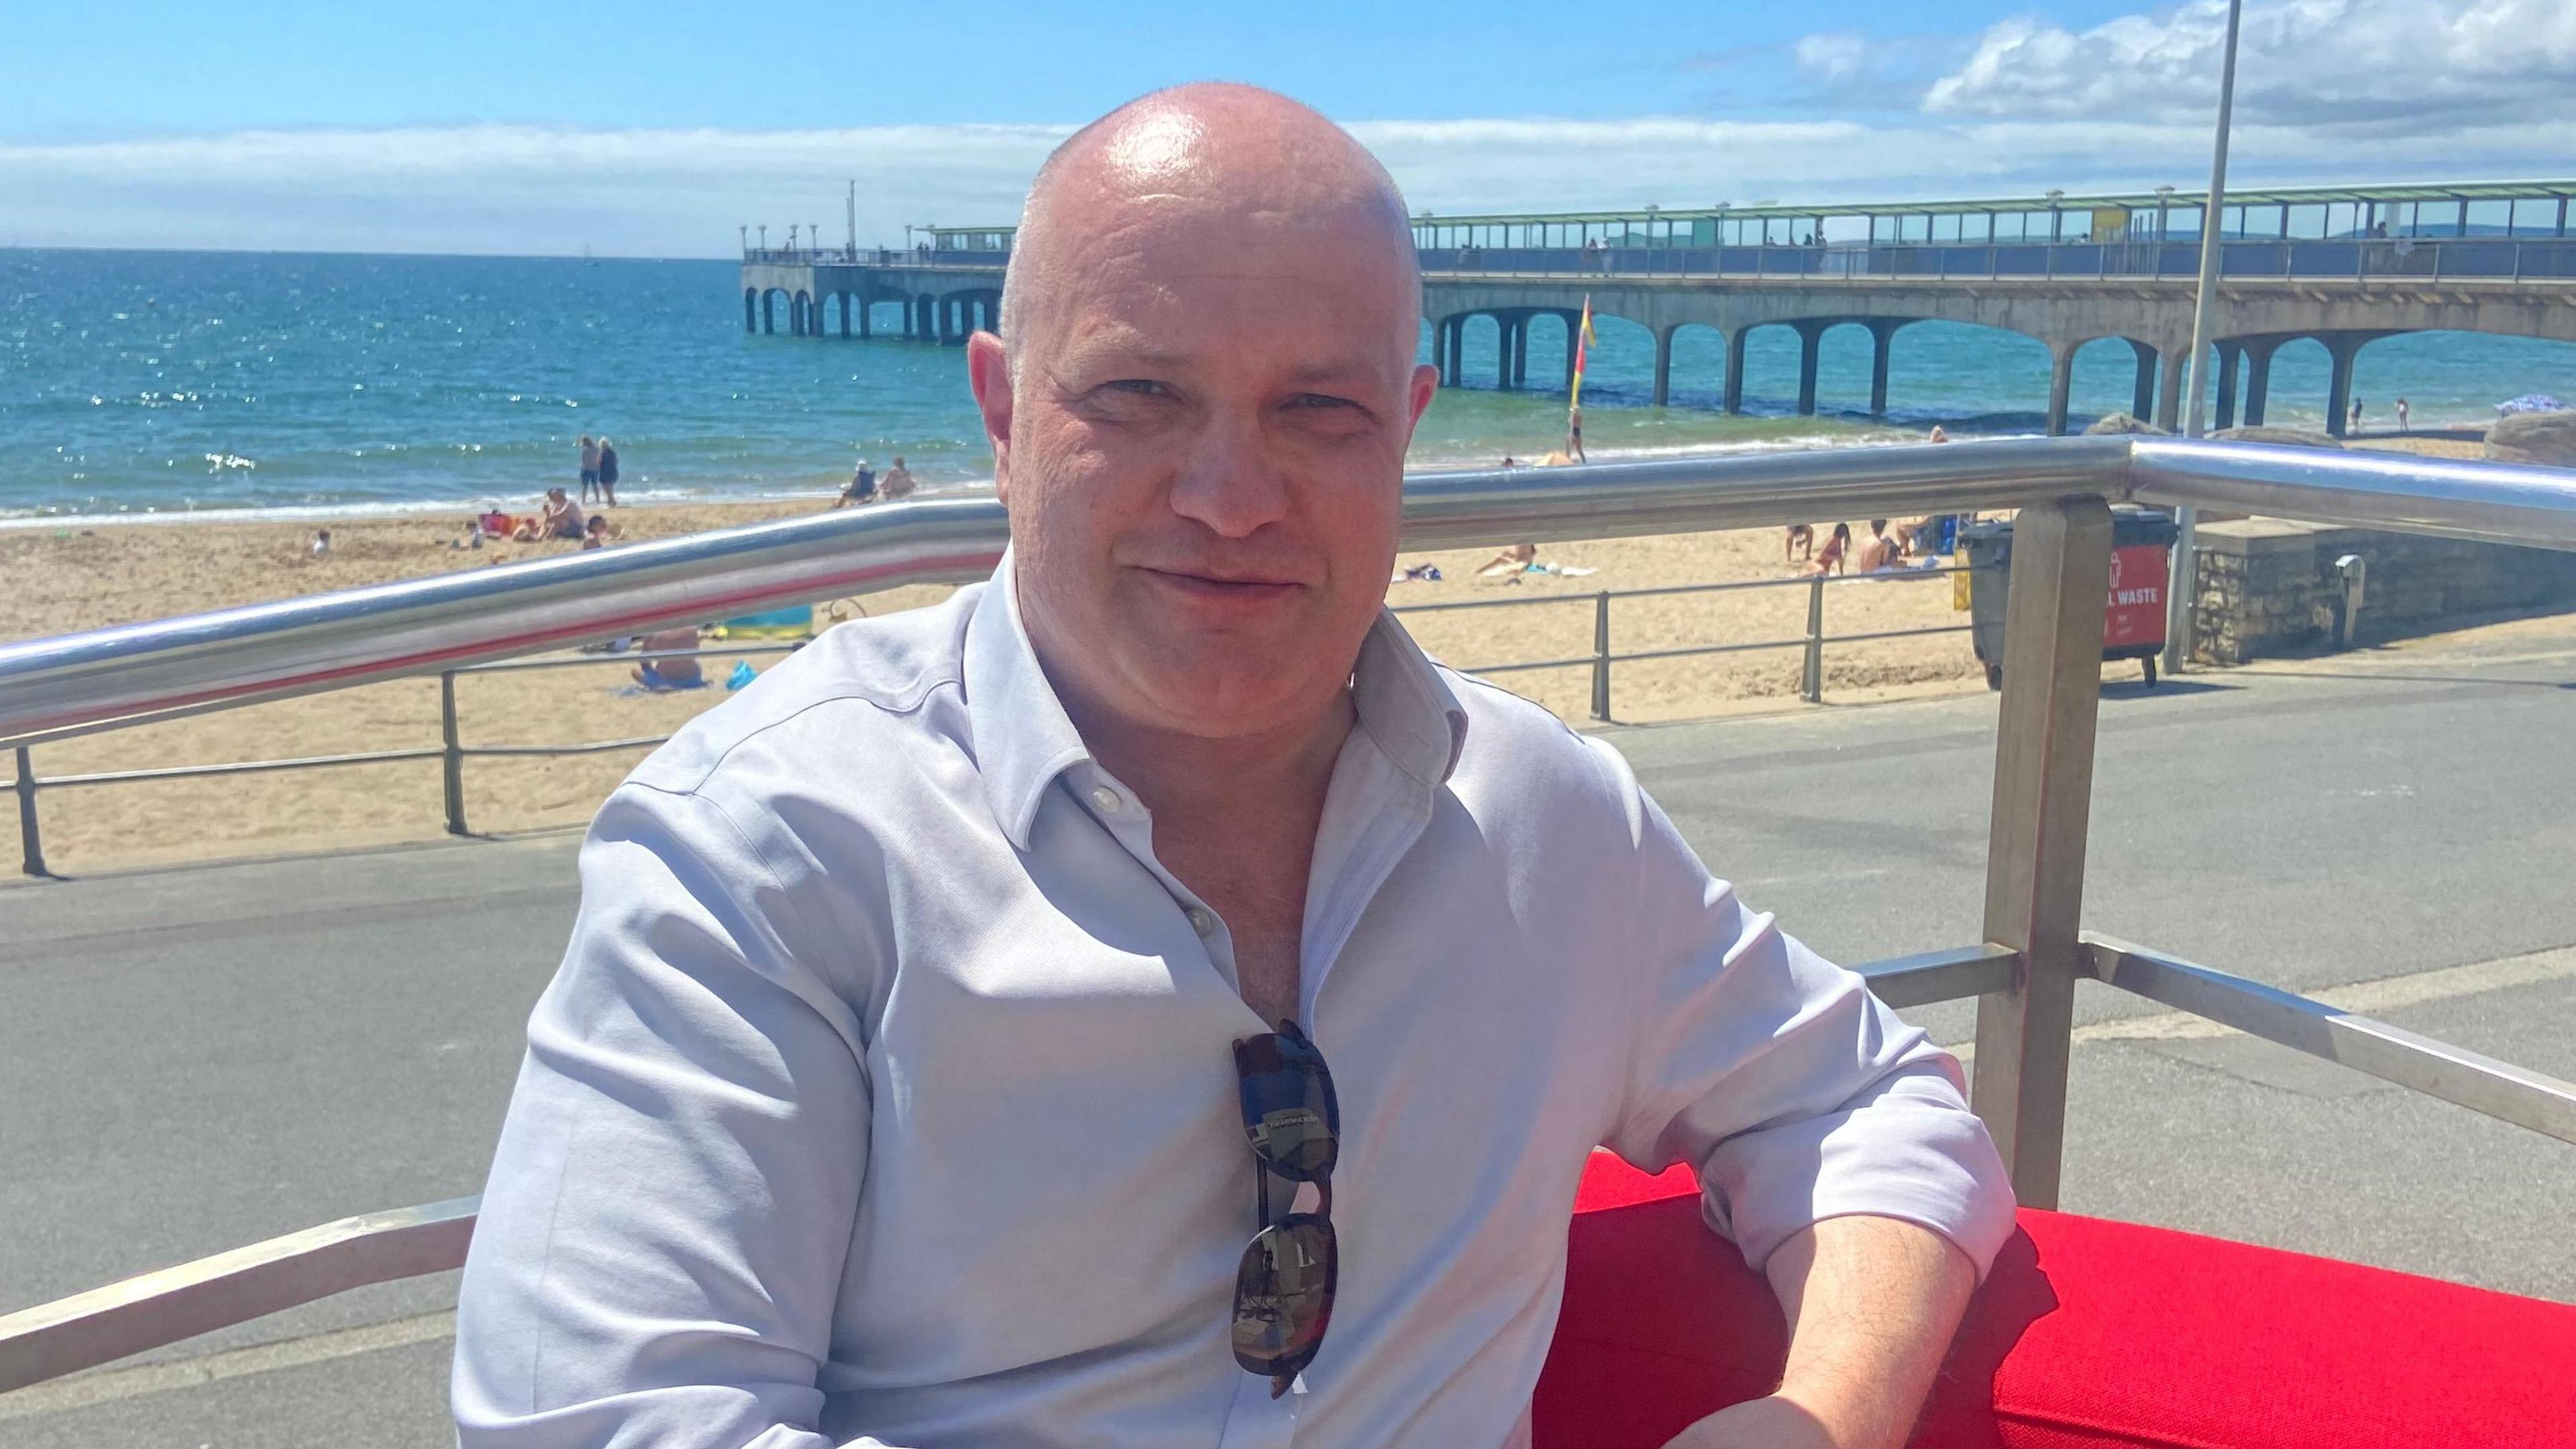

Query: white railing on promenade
[5,437,2576,1399]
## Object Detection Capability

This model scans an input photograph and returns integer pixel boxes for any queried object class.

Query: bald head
[998,83,1420,362]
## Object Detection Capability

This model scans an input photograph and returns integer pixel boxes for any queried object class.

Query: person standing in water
[595,436,621,506]
[579,435,601,504]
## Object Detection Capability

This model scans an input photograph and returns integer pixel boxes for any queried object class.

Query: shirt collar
[963,549,1470,852]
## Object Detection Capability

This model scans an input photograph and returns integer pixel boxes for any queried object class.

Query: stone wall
[2189,518,2576,665]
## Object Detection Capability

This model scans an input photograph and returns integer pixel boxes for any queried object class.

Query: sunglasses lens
[1231,1215,1337,1375]
[1234,1034,1339,1180]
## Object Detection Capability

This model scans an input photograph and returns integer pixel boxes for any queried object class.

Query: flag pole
[2165,0,2243,674]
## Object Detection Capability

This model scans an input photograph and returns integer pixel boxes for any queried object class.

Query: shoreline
[2,417,2509,533]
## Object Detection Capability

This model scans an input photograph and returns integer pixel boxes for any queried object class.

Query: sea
[7,248,2572,525]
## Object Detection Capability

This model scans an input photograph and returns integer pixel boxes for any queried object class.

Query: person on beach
[516,487,583,543]
[1476,541,1538,576]
[457,83,2008,1449]
[582,514,618,550]
[1785,523,1814,563]
[879,454,917,500]
[307,529,331,559]
[629,625,702,690]
[836,457,878,507]
[579,435,601,504]
[1803,522,1852,576]
[2396,398,2411,432]
[1856,519,1903,573]
[595,437,621,506]
[1566,404,1587,463]
[2350,398,2365,434]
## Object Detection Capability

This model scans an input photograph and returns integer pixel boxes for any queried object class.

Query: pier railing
[1417,234,2576,284]
[749,235,2576,284]
[6,437,2576,1397]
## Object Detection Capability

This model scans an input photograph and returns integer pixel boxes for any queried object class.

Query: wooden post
[440,673,468,837]
[1802,577,1826,703]
[13,745,44,877]
[1972,496,2114,1209]
[1589,592,1612,722]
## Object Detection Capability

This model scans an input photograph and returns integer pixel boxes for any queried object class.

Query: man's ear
[966,332,1016,503]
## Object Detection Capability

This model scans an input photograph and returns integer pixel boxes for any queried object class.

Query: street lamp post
[2165,0,2245,674]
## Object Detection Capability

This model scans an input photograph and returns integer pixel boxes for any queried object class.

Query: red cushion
[1540,1155,2576,1448]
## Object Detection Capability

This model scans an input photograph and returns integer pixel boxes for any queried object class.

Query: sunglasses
[1230,1020,1340,1398]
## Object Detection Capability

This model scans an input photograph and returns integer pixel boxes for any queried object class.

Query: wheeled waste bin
[1963,506,2180,690]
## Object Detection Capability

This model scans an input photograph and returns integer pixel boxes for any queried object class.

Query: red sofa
[1538,1157,2576,1448]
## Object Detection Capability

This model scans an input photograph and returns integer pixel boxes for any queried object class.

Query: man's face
[971,204,1436,741]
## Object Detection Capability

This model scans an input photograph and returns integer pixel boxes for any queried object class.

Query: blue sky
[4,0,2571,256]
[5,1,2144,136]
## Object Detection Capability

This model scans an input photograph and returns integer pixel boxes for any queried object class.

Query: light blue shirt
[453,553,2014,1449]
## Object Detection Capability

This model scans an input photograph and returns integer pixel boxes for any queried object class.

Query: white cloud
[5,98,2573,258]
[1923,0,2576,127]
[1794,32,1871,84]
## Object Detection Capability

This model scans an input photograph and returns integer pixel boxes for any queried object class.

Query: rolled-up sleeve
[1599,774,2015,1279]
[453,781,879,1448]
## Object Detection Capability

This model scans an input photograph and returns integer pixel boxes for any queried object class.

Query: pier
[745,181,2576,435]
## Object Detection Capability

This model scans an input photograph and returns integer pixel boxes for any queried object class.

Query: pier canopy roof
[1407,179,2575,247]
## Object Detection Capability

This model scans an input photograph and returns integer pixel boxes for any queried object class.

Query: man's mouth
[1134,566,1305,605]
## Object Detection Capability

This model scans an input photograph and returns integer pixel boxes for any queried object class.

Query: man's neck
[1070,683,1355,829]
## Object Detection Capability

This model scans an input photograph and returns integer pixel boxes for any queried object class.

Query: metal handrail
[1,564,1977,862]
[7,438,2576,1405]
[9,438,2574,751]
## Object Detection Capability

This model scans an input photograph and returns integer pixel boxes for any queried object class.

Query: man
[455,84,2012,1449]
[579,434,601,504]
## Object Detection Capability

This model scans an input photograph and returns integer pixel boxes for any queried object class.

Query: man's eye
[1285,394,1360,412]
[1102,379,1173,399]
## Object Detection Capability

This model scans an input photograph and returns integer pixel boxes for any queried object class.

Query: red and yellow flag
[1568,296,1600,412]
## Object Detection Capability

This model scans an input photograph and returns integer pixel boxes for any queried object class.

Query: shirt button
[1185,906,1218,938]
[1087,786,1123,814]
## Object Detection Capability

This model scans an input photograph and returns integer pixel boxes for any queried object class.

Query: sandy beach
[3,435,2473,873]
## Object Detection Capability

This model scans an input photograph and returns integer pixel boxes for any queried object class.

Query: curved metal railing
[5,436,2576,1403]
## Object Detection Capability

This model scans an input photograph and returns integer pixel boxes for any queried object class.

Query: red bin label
[2104,544,2169,649]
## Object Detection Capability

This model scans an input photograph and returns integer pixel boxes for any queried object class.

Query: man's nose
[1166,413,1291,539]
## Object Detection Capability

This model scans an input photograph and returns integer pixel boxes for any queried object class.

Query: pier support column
[1723,329,1746,415]
[1794,322,1824,416]
[1511,315,1530,389]
[2129,340,2157,422]
[2213,343,2240,429]
[791,294,806,337]
[839,292,852,337]
[2323,333,2362,437]
[2243,339,2277,426]
[762,291,776,333]
[1652,326,1674,407]
[2155,345,2187,432]
[2046,342,2078,436]
[1429,317,1444,381]
[1868,319,1901,416]
[859,296,873,339]
[745,289,756,333]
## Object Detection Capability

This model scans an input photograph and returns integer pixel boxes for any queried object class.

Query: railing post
[14,745,44,877]
[1971,496,2113,1211]
[1801,576,1826,702]
[1589,591,1612,722]
[439,672,468,837]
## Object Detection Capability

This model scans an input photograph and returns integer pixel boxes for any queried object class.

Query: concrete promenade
[6,626,2575,1444]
